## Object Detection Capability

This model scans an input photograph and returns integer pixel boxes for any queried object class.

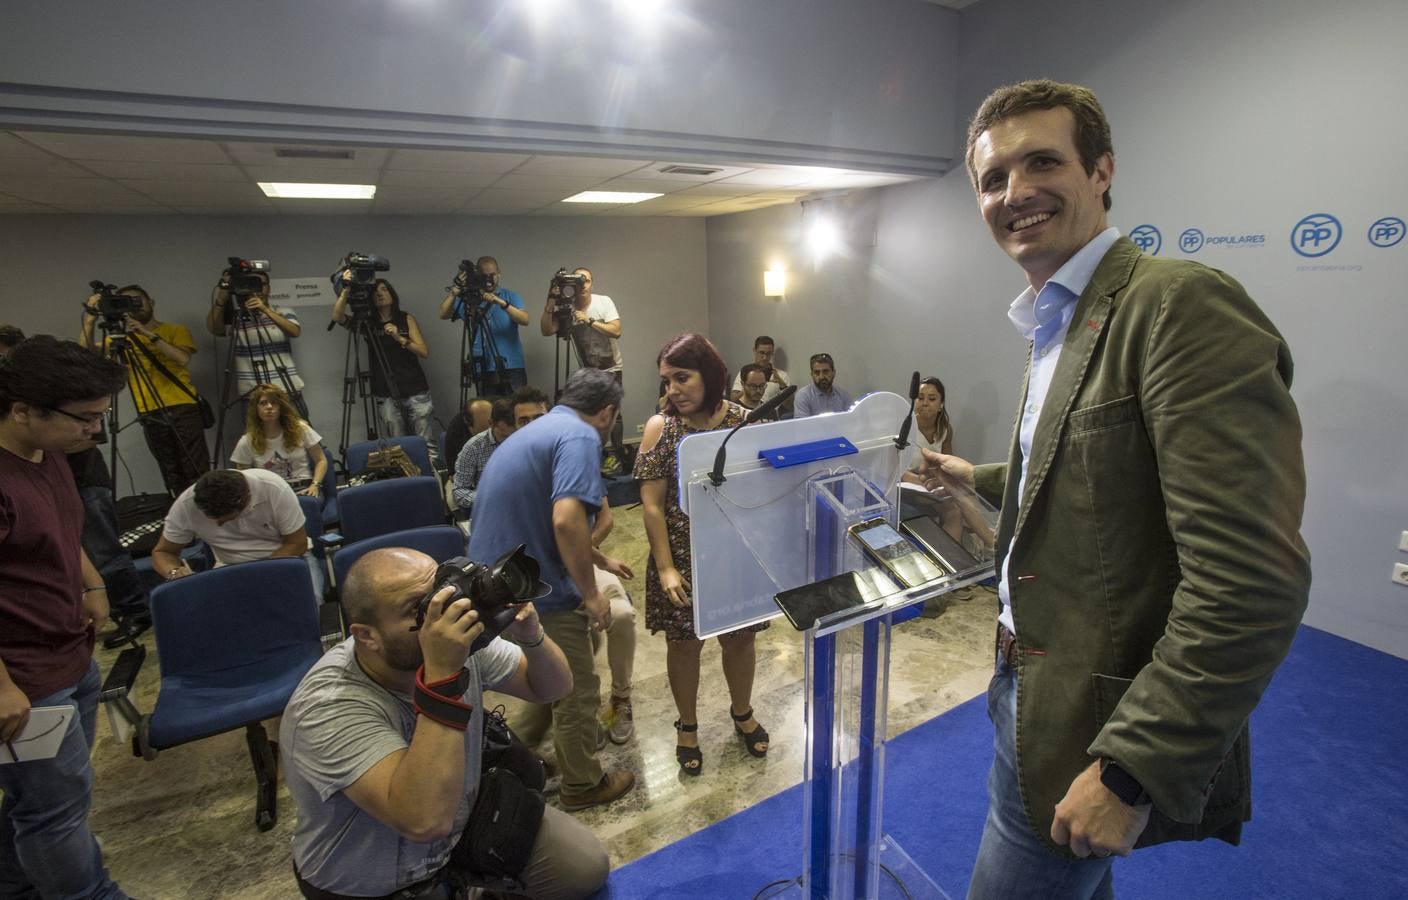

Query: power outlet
[1399,531,1408,553]
[1394,563,1408,588]
[636,423,645,434]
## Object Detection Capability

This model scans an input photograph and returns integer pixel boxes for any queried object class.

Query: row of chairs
[106,438,462,832]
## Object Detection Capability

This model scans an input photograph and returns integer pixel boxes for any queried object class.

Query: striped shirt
[231,307,304,393]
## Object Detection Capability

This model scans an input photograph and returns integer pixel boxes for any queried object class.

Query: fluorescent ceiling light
[258,182,376,199]
[561,191,663,204]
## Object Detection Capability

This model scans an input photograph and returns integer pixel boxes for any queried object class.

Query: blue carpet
[601,626,1408,899]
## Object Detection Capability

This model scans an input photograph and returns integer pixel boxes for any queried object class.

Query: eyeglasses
[49,406,110,426]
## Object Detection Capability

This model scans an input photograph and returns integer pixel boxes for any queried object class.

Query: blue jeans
[373,392,438,464]
[967,656,1114,900]
[0,660,128,899]
[78,486,149,620]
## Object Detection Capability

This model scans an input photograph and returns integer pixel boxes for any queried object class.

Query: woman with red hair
[634,332,770,777]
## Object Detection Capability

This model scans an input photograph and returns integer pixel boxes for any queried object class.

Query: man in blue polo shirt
[439,255,529,396]
[467,368,635,813]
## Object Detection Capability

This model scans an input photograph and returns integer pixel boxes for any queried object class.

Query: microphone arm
[709,384,798,487]
[894,371,921,450]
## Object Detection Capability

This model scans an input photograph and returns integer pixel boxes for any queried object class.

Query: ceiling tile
[119,181,268,202]
[625,163,752,182]
[0,178,153,204]
[378,169,501,189]
[386,149,531,172]
[0,133,59,159]
[170,207,279,216]
[83,160,249,182]
[0,156,98,178]
[242,166,383,184]
[490,173,604,193]
[370,185,477,205]
[515,156,652,177]
[594,177,691,194]
[713,168,816,187]
[15,132,233,164]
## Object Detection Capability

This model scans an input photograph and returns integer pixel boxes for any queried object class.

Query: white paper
[0,705,75,764]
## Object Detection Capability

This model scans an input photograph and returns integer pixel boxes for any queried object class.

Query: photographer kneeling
[282,547,608,899]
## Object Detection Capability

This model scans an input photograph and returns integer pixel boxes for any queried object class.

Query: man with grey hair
[468,368,636,812]
[281,547,608,898]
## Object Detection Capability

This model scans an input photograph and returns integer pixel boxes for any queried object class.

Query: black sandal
[730,707,769,758]
[674,720,702,776]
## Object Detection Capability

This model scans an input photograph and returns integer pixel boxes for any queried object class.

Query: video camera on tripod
[332,251,391,319]
[217,257,272,326]
[450,258,496,299]
[550,267,587,334]
[86,281,141,331]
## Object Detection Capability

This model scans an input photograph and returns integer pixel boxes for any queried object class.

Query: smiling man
[919,81,1310,898]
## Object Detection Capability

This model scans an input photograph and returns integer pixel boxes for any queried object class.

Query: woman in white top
[903,376,954,482]
[230,383,327,497]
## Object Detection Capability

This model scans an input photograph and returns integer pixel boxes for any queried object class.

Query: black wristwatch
[1099,758,1151,807]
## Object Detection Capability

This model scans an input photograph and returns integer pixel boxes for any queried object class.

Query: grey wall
[1,0,958,173]
[1,214,708,492]
[707,0,1408,657]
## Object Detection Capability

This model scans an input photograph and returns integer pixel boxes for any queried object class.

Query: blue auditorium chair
[345,435,432,477]
[335,476,447,545]
[136,557,323,831]
[332,525,466,586]
[317,445,340,526]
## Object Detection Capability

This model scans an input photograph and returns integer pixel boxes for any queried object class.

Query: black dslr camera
[332,251,391,319]
[413,545,547,653]
[87,281,141,329]
[453,258,496,297]
[550,267,587,333]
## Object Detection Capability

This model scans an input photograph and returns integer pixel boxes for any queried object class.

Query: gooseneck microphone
[894,371,921,450]
[709,384,798,486]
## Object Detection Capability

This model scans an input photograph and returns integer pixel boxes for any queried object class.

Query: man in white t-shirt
[540,266,627,473]
[151,468,323,597]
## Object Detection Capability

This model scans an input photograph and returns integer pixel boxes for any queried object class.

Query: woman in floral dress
[634,332,770,776]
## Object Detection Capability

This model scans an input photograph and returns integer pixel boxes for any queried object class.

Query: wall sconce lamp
[763,269,787,298]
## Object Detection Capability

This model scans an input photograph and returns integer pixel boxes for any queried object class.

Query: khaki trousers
[512,608,603,794]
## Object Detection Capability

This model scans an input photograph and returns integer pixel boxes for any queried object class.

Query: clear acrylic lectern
[676,393,998,899]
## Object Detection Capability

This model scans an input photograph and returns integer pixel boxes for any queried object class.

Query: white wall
[707,0,1408,656]
[0,213,708,492]
[0,0,959,173]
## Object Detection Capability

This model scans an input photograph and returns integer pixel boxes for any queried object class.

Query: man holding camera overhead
[539,267,627,475]
[281,547,609,899]
[439,255,530,396]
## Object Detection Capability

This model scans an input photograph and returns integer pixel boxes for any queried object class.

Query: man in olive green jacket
[925,81,1311,898]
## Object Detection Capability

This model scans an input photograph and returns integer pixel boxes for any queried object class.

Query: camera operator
[205,267,307,415]
[468,368,636,812]
[79,284,211,496]
[281,547,608,899]
[439,256,530,395]
[539,267,627,474]
[332,276,439,460]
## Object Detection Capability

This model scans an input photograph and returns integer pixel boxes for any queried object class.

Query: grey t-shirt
[281,637,522,895]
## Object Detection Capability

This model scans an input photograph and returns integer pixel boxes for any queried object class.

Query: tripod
[211,298,305,466]
[551,308,580,403]
[98,322,209,497]
[337,312,408,468]
[458,293,511,408]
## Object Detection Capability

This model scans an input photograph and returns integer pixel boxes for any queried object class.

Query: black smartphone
[900,515,980,574]
[774,570,890,631]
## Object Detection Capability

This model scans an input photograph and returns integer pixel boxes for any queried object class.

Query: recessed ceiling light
[561,191,663,204]
[258,182,376,200]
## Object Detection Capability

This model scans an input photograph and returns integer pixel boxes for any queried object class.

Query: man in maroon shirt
[0,335,129,899]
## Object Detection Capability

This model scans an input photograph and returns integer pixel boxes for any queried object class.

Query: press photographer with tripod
[206,261,306,417]
[78,284,210,496]
[331,266,439,462]
[539,267,627,475]
[438,255,529,401]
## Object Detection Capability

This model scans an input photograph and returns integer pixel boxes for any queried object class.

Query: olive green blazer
[973,236,1311,852]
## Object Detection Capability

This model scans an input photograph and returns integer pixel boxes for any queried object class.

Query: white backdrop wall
[707,0,1408,657]
[0,213,709,493]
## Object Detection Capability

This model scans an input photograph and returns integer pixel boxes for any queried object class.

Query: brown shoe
[558,769,635,812]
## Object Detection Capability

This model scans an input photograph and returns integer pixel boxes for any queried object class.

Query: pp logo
[1368,217,1405,249]
[1130,224,1162,256]
[1178,228,1204,254]
[1291,213,1342,258]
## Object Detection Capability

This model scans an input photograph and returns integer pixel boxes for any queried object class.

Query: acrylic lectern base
[773,832,951,899]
